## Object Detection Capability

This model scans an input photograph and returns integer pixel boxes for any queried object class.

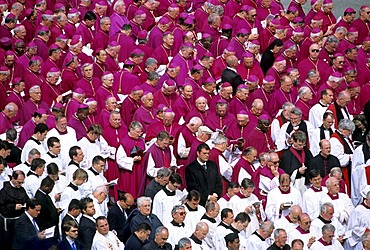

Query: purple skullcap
[69,8,80,15]
[74,88,85,95]
[293,17,303,23]
[222,23,232,30]
[221,82,232,88]
[0,0,6,3]
[203,52,214,58]
[285,40,295,49]
[36,109,48,115]
[12,77,22,84]
[241,5,253,11]
[132,85,143,91]
[188,14,195,20]
[311,0,318,5]
[25,8,33,16]
[270,19,280,26]
[238,110,248,115]
[348,27,358,33]
[168,62,179,68]
[202,33,211,39]
[78,103,89,109]
[364,36,370,42]
[39,26,50,32]
[169,3,178,8]
[48,67,60,73]
[275,56,285,63]
[164,79,176,87]
[14,39,23,44]
[64,53,74,65]
[53,102,63,109]
[331,71,343,78]
[134,9,145,16]
[131,48,144,55]
[70,35,81,46]
[179,12,188,19]
[143,91,152,97]
[0,66,9,73]
[108,41,120,47]
[293,27,304,34]
[57,34,68,40]
[124,59,134,66]
[0,37,11,47]
[225,46,235,52]
[102,71,112,77]
[345,7,356,13]
[360,5,369,10]
[192,64,204,71]
[183,42,193,48]
[204,77,215,83]
[164,108,173,113]
[251,40,260,45]
[183,18,193,25]
[242,51,253,58]
[217,99,227,104]
[36,0,45,4]
[286,68,296,74]
[264,75,275,82]
[84,98,96,104]
[44,10,54,15]
[323,0,332,4]
[137,30,148,39]
[259,114,270,120]
[157,104,166,110]
[311,28,322,34]
[55,3,65,9]
[247,75,259,82]
[5,51,14,56]
[49,44,60,50]
[347,44,357,50]
[348,82,360,88]
[276,25,285,30]
[237,84,247,89]
[333,53,343,58]
[237,28,249,35]
[7,13,16,19]
[312,15,323,21]
[345,66,355,72]
[30,56,41,62]
[288,6,298,12]
[97,0,108,6]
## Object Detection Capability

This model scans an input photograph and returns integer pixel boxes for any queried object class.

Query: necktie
[71,242,77,250]
[32,218,39,233]
[202,164,207,171]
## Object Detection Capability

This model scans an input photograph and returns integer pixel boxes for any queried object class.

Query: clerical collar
[285,215,293,223]
[361,199,370,209]
[89,167,100,176]
[47,152,58,158]
[162,186,175,196]
[68,182,78,191]
[278,186,291,194]
[229,225,240,234]
[221,193,231,201]
[236,191,245,199]
[185,202,198,211]
[318,238,332,246]
[218,221,230,229]
[190,234,202,244]
[318,215,331,224]
[252,231,265,241]
[86,136,96,143]
[310,185,322,192]
[327,192,339,200]
[56,127,68,135]
[24,161,31,167]
[27,170,38,177]
[170,220,185,227]
[69,160,80,167]
[201,214,216,223]
[29,136,41,145]
[296,226,309,234]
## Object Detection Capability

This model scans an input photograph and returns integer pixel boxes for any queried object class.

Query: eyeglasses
[338,61,345,64]
[70,230,78,232]
[302,221,311,225]
[367,11,370,14]
[311,49,320,53]
[162,237,168,240]
[271,161,280,165]
[178,212,187,216]
[251,14,257,17]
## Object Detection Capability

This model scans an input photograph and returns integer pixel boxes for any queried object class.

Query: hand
[337,234,345,243]
[54,193,61,201]
[298,165,306,174]
[307,236,316,247]
[15,204,23,210]
[209,195,218,202]
[56,95,63,103]
[37,231,46,240]
[279,203,289,211]
[248,34,259,40]
[244,205,252,214]
[133,156,141,162]
[271,165,279,177]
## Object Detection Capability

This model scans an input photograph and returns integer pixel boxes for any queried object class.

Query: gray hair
[147,71,160,81]
[260,221,274,232]
[157,167,171,178]
[290,107,302,117]
[213,134,227,145]
[46,70,60,78]
[189,117,202,126]
[29,85,41,93]
[101,72,113,81]
[298,87,310,98]
[56,13,67,23]
[137,197,152,207]
[282,102,294,111]
[273,228,286,239]
[241,178,255,189]
[155,226,168,235]
[100,16,110,25]
[326,35,339,44]
[4,103,16,112]
[129,121,143,131]
[205,201,217,212]
[6,128,17,141]
[329,167,342,176]
[171,205,185,215]
[260,152,271,162]
[322,224,335,234]
[208,13,220,25]
[113,0,124,11]
[307,69,318,79]
[28,148,41,158]
[320,202,334,214]
[338,119,355,133]
[213,5,224,16]
[178,238,191,248]
[145,57,158,67]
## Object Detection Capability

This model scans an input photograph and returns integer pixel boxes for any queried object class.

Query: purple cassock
[17,119,36,148]
[194,8,209,32]
[140,82,157,93]
[111,33,135,63]
[209,147,229,193]
[186,138,204,166]
[245,127,275,155]
[49,24,63,46]
[358,67,370,87]
[351,18,370,44]
[258,28,275,53]
[109,12,129,37]
[23,68,45,93]
[204,111,237,133]
[231,157,256,183]
[21,19,36,44]
[298,38,314,62]
[247,88,273,109]
[6,90,25,124]
[211,56,228,81]
[61,68,79,93]
[228,37,246,61]
[41,81,62,107]
[209,95,231,113]
[172,26,187,53]
[152,45,173,66]
[234,19,262,37]
[225,122,250,141]
[145,121,182,142]
[268,89,298,118]
[132,106,156,133]
[45,114,56,130]
[305,9,319,26]
[297,58,330,85]
[333,18,351,32]
[105,54,120,74]
[93,62,106,79]
[75,23,94,46]
[118,134,146,198]
[78,5,89,20]
[228,96,248,115]
[33,37,49,61]
[0,82,7,111]
[138,6,155,31]
[184,108,208,124]
[14,54,31,78]
[337,39,356,55]
[67,115,89,140]
[0,112,12,134]
[201,25,221,43]
[129,20,143,40]
[41,58,62,77]
[315,83,337,103]
[170,55,195,87]
[63,51,93,68]
[153,89,179,109]
[315,10,336,34]
[65,98,81,120]
[266,68,283,90]
[95,86,117,113]
[113,69,141,95]
[92,29,109,52]
[236,63,264,83]
[224,0,241,17]
[0,25,12,40]
[97,108,112,128]
[121,96,140,127]
[74,77,101,99]
[64,22,77,39]
[19,100,49,126]
[320,66,342,85]
[148,26,165,49]
[357,46,369,71]
[173,95,193,123]
[210,37,230,58]
[270,0,284,15]
[287,1,305,19]
[253,166,285,199]
[126,3,139,20]
[358,83,370,110]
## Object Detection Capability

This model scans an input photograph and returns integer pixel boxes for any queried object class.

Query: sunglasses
[178,212,187,216]
[311,49,320,53]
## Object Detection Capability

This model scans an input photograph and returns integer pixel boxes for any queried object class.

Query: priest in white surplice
[288,213,318,250]
[217,182,240,217]
[274,205,302,236]
[308,89,333,129]
[13,148,40,178]
[165,205,191,249]
[23,158,45,198]
[91,216,125,250]
[65,146,86,183]
[345,190,370,250]
[310,224,344,250]
[309,112,335,156]
[200,201,220,249]
[265,174,302,223]
[245,221,274,249]
[45,114,77,172]
[228,178,266,237]
[42,137,64,173]
[21,123,48,163]
[189,222,210,250]
[90,186,109,218]
[320,177,354,227]
[351,159,370,206]
[352,135,370,173]
[84,156,108,196]
[183,190,206,235]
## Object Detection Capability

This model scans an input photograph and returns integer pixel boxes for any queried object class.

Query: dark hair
[169,173,182,185]
[79,197,93,213]
[187,190,200,201]
[47,136,60,148]
[12,170,25,179]
[34,123,48,134]
[265,39,284,52]
[157,131,170,141]
[69,146,81,159]
[68,199,81,212]
[26,198,40,210]
[95,216,107,226]
[47,163,59,175]
[197,143,210,153]
[84,11,97,21]
[221,208,233,220]
[135,222,151,232]
[308,169,321,180]
[225,233,239,245]
[235,212,251,223]
[62,220,78,233]
[228,182,240,190]
[292,239,304,247]
[92,155,105,165]
[30,158,46,171]
[40,176,55,188]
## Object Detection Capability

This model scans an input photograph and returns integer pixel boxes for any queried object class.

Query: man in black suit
[185,143,222,206]
[58,220,84,250]
[62,199,81,227]
[12,198,46,250]
[34,176,60,247]
[77,197,96,250]
[142,226,172,250]
[4,129,22,166]
[107,191,134,242]
[125,222,151,250]
[221,55,244,95]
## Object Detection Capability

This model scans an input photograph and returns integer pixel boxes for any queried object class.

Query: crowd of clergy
[0,0,369,249]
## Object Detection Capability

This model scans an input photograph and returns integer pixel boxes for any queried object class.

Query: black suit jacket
[12,213,41,250]
[57,238,84,250]
[221,68,244,95]
[77,216,96,250]
[107,203,127,242]
[34,190,59,231]
[185,159,222,206]
[62,213,79,238]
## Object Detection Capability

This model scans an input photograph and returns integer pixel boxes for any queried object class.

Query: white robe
[165,222,190,249]
[189,238,210,250]
[65,163,80,183]
[309,102,328,129]
[351,163,370,206]
[352,144,367,172]
[310,239,344,250]
[146,146,177,177]
[13,163,31,176]
[176,131,190,158]
[59,184,84,211]
[245,232,270,250]
[21,138,47,162]
[346,204,370,249]
[329,136,354,167]
[274,215,298,235]
[216,155,233,182]
[23,173,42,198]
[276,121,314,151]
[310,217,346,238]
[90,194,107,218]
[45,127,77,172]
[265,186,302,222]
[259,174,279,196]
[42,152,64,173]
[49,174,68,207]
[310,127,332,156]
[271,115,283,143]
[288,227,318,250]
[184,205,206,234]
[320,193,355,225]
[152,188,185,225]
[302,186,328,219]
[91,231,125,250]
[200,217,218,249]
[77,136,115,169]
